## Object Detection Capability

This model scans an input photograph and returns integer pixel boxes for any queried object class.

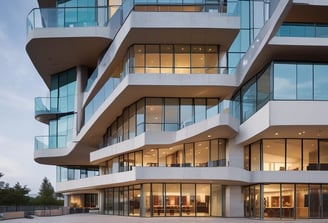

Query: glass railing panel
[34,135,68,150]
[316,25,328,38]
[85,67,99,92]
[27,6,112,35]
[34,96,74,116]
[276,23,328,38]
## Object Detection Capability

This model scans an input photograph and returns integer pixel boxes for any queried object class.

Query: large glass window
[314,65,328,100]
[323,185,328,218]
[263,184,280,219]
[274,63,297,100]
[166,184,180,216]
[297,64,313,100]
[309,184,321,218]
[319,140,328,170]
[146,45,160,73]
[251,141,260,171]
[174,45,190,74]
[164,98,179,131]
[286,139,301,171]
[241,78,256,122]
[160,45,173,73]
[126,44,219,75]
[296,184,308,219]
[153,184,164,216]
[303,140,318,170]
[195,141,209,167]
[257,66,270,109]
[196,184,210,216]
[182,184,195,216]
[146,98,163,132]
[180,98,194,128]
[263,139,285,171]
[211,184,222,216]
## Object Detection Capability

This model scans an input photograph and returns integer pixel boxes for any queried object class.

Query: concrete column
[225,186,244,217]
[226,138,244,168]
[75,66,89,133]
[98,190,105,214]
[64,194,69,207]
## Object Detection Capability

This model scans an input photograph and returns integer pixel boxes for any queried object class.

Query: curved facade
[26,0,328,220]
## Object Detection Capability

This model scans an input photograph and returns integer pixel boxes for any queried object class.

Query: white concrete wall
[225,186,244,217]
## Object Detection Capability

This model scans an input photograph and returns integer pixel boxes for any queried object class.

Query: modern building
[26,0,328,220]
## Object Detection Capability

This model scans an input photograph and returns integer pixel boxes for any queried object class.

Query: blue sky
[0,1,56,194]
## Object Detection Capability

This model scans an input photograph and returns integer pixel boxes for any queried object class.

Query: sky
[0,1,56,194]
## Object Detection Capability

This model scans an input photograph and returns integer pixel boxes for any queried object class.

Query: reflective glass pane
[242,78,256,122]
[297,64,313,100]
[274,63,297,100]
[194,98,206,123]
[164,98,179,131]
[314,65,328,100]
[257,66,270,109]
[180,98,194,128]
[146,98,163,131]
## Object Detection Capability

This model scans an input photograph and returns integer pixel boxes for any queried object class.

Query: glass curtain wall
[233,62,328,123]
[244,139,328,171]
[102,97,219,148]
[56,0,98,27]
[104,183,223,217]
[246,184,328,219]
[49,68,76,149]
[228,0,270,74]
[104,138,226,174]
[127,44,219,75]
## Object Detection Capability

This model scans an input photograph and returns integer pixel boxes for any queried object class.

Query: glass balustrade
[276,23,328,38]
[35,135,68,150]
[34,96,74,116]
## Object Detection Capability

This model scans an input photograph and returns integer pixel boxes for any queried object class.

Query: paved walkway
[3,214,328,223]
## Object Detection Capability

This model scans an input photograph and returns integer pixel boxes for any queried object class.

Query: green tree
[32,177,63,205]
[0,182,30,205]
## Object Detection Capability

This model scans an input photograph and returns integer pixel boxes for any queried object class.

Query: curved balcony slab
[34,141,96,166]
[56,167,328,193]
[56,166,250,193]
[26,26,111,87]
[268,36,328,62]
[90,113,239,164]
[80,73,238,149]
[236,101,328,145]
[86,11,239,103]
